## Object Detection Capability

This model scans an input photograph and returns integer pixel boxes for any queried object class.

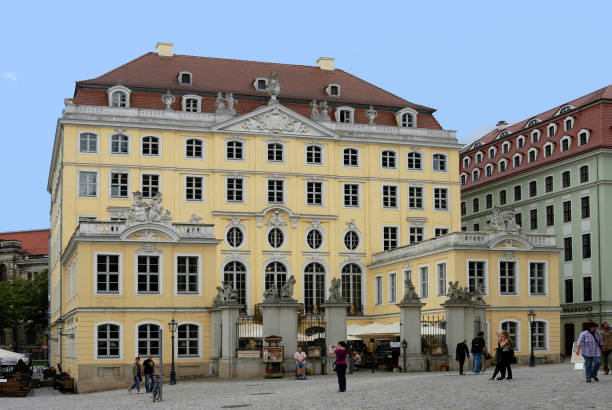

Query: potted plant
[440,362,449,371]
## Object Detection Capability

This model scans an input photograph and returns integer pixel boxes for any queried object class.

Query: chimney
[156,42,174,57]
[496,120,509,129]
[316,57,335,71]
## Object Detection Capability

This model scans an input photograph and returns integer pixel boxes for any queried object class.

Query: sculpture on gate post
[327,278,344,302]
[213,281,240,306]
[447,281,472,303]
[279,275,296,301]
[263,284,278,301]
[400,278,420,303]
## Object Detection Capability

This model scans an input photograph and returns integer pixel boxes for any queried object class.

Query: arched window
[108,86,130,108]
[178,71,192,86]
[407,152,422,170]
[341,263,363,313]
[560,136,572,152]
[185,138,203,159]
[433,154,447,171]
[264,261,287,290]
[498,159,508,173]
[531,130,541,144]
[304,262,325,313]
[526,118,540,128]
[401,113,414,127]
[475,152,483,163]
[528,148,538,163]
[544,142,554,158]
[226,227,244,248]
[460,173,467,185]
[485,164,494,177]
[254,77,268,91]
[267,142,284,162]
[267,228,284,248]
[226,140,244,160]
[501,141,511,154]
[343,230,360,251]
[463,157,470,168]
[564,116,574,131]
[177,323,199,357]
[488,147,496,159]
[111,134,129,155]
[223,261,246,307]
[306,229,323,250]
[305,144,322,165]
[96,323,121,359]
[513,154,523,168]
[516,136,526,149]
[137,323,160,357]
[472,168,480,182]
[336,107,354,123]
[79,132,98,153]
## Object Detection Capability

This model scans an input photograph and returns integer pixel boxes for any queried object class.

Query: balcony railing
[76,221,215,239]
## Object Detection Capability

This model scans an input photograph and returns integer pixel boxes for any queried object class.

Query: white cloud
[2,72,18,83]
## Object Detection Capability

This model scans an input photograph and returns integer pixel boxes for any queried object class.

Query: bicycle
[151,374,161,402]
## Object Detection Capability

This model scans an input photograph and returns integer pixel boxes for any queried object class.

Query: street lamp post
[401,339,408,373]
[168,318,177,385]
[528,310,536,368]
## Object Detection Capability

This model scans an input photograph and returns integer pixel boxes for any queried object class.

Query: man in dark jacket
[471,332,486,374]
[456,339,469,375]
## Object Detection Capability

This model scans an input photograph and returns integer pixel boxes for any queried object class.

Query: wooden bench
[0,377,31,397]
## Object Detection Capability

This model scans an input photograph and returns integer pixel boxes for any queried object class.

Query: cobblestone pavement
[3,364,611,409]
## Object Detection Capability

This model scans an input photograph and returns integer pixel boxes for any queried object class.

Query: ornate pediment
[126,229,171,241]
[212,104,338,138]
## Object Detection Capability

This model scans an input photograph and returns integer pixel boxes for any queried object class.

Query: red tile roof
[77,53,435,111]
[0,229,49,256]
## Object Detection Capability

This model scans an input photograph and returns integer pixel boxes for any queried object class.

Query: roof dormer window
[325,83,340,97]
[335,106,355,123]
[531,130,541,144]
[564,116,574,131]
[517,136,526,148]
[475,152,483,163]
[501,141,511,154]
[526,118,540,128]
[178,71,192,86]
[463,156,470,168]
[107,85,131,108]
[254,77,268,91]
[547,124,557,138]
[488,147,497,159]
[395,108,418,128]
[182,95,202,113]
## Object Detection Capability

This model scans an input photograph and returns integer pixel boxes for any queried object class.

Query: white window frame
[388,272,397,304]
[380,149,398,170]
[381,184,399,209]
[225,225,246,249]
[266,226,287,250]
[184,175,205,202]
[141,135,161,157]
[174,254,202,296]
[176,321,203,359]
[253,77,268,91]
[485,163,494,177]
[395,107,418,128]
[225,138,245,161]
[342,147,361,168]
[530,319,549,351]
[560,135,572,152]
[432,153,448,172]
[109,170,130,199]
[305,226,325,251]
[407,151,423,170]
[543,142,555,158]
[78,131,99,154]
[460,173,468,185]
[134,321,162,358]
[94,252,123,295]
[342,182,361,208]
[141,172,161,199]
[547,123,557,138]
[531,130,541,144]
[382,225,400,251]
[436,261,447,297]
[305,143,324,165]
[305,180,325,207]
[498,259,519,296]
[325,83,341,97]
[516,136,526,149]
[499,320,521,352]
[225,176,245,203]
[266,141,286,163]
[110,133,130,155]
[498,159,508,173]
[488,147,497,159]
[178,71,193,86]
[501,141,511,154]
[463,156,470,168]
[134,253,163,296]
[513,153,523,168]
[433,187,449,211]
[342,228,362,252]
[374,274,383,305]
[266,178,285,205]
[409,225,424,244]
[107,85,131,108]
[475,151,484,163]
[466,259,488,296]
[577,129,590,146]
[418,265,429,300]
[335,106,355,123]
[433,227,449,237]
[472,168,481,182]
[563,116,575,131]
[528,260,548,296]
[182,95,202,113]
[527,147,538,163]
[408,185,424,209]
[184,137,205,160]
[78,169,99,198]
[94,321,123,360]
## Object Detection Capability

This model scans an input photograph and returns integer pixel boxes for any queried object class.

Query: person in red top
[329,341,348,392]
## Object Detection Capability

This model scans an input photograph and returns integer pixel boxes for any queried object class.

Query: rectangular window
[267,180,284,203]
[564,279,573,303]
[583,277,592,302]
[267,143,284,162]
[111,134,129,154]
[473,198,480,213]
[96,254,119,294]
[579,165,589,183]
[529,181,537,197]
[461,202,466,216]
[137,255,160,294]
[499,190,506,205]
[79,171,97,197]
[185,176,204,201]
[177,324,199,357]
[514,213,522,227]
[79,133,98,153]
[110,172,129,198]
[343,148,359,167]
[468,261,486,293]
[437,263,447,296]
[409,226,424,244]
[419,266,429,298]
[473,223,480,232]
[486,194,493,209]
[226,178,244,202]
[532,321,546,350]
[306,145,322,164]
[434,188,448,210]
[562,171,571,188]
[408,187,423,209]
[499,261,517,295]
[582,233,591,259]
[306,181,323,206]
[383,226,398,251]
[374,276,383,305]
[514,185,521,201]
[581,197,590,219]
[141,174,159,199]
[546,205,554,226]
[529,262,546,295]
[142,137,159,156]
[177,256,199,294]
[407,153,422,170]
[545,176,553,193]
[563,201,571,223]
[388,273,397,303]
[343,184,359,207]
[564,237,573,262]
[434,228,449,237]
[530,209,538,230]
[381,151,396,169]
[382,185,398,208]
[226,140,244,160]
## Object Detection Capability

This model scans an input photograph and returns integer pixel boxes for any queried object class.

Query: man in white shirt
[294,347,307,380]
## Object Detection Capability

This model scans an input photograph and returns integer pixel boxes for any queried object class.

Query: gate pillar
[262,300,301,373]
[321,301,350,374]
[209,307,222,376]
[218,304,241,378]
[397,300,425,372]
[443,303,471,370]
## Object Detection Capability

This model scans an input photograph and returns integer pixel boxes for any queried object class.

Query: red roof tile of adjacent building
[0,229,49,256]
[77,52,435,111]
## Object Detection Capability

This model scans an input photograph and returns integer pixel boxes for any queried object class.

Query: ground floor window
[138,323,160,357]
[177,324,199,357]
[532,321,547,350]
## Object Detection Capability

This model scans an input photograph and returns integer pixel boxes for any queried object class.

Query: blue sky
[1,0,611,231]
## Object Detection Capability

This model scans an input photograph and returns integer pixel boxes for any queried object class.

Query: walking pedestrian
[456,339,469,375]
[329,341,348,392]
[600,322,612,375]
[576,322,604,383]
[471,331,486,374]
[489,331,503,380]
[294,346,307,380]
[497,330,513,380]
[143,354,155,392]
[128,357,142,394]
